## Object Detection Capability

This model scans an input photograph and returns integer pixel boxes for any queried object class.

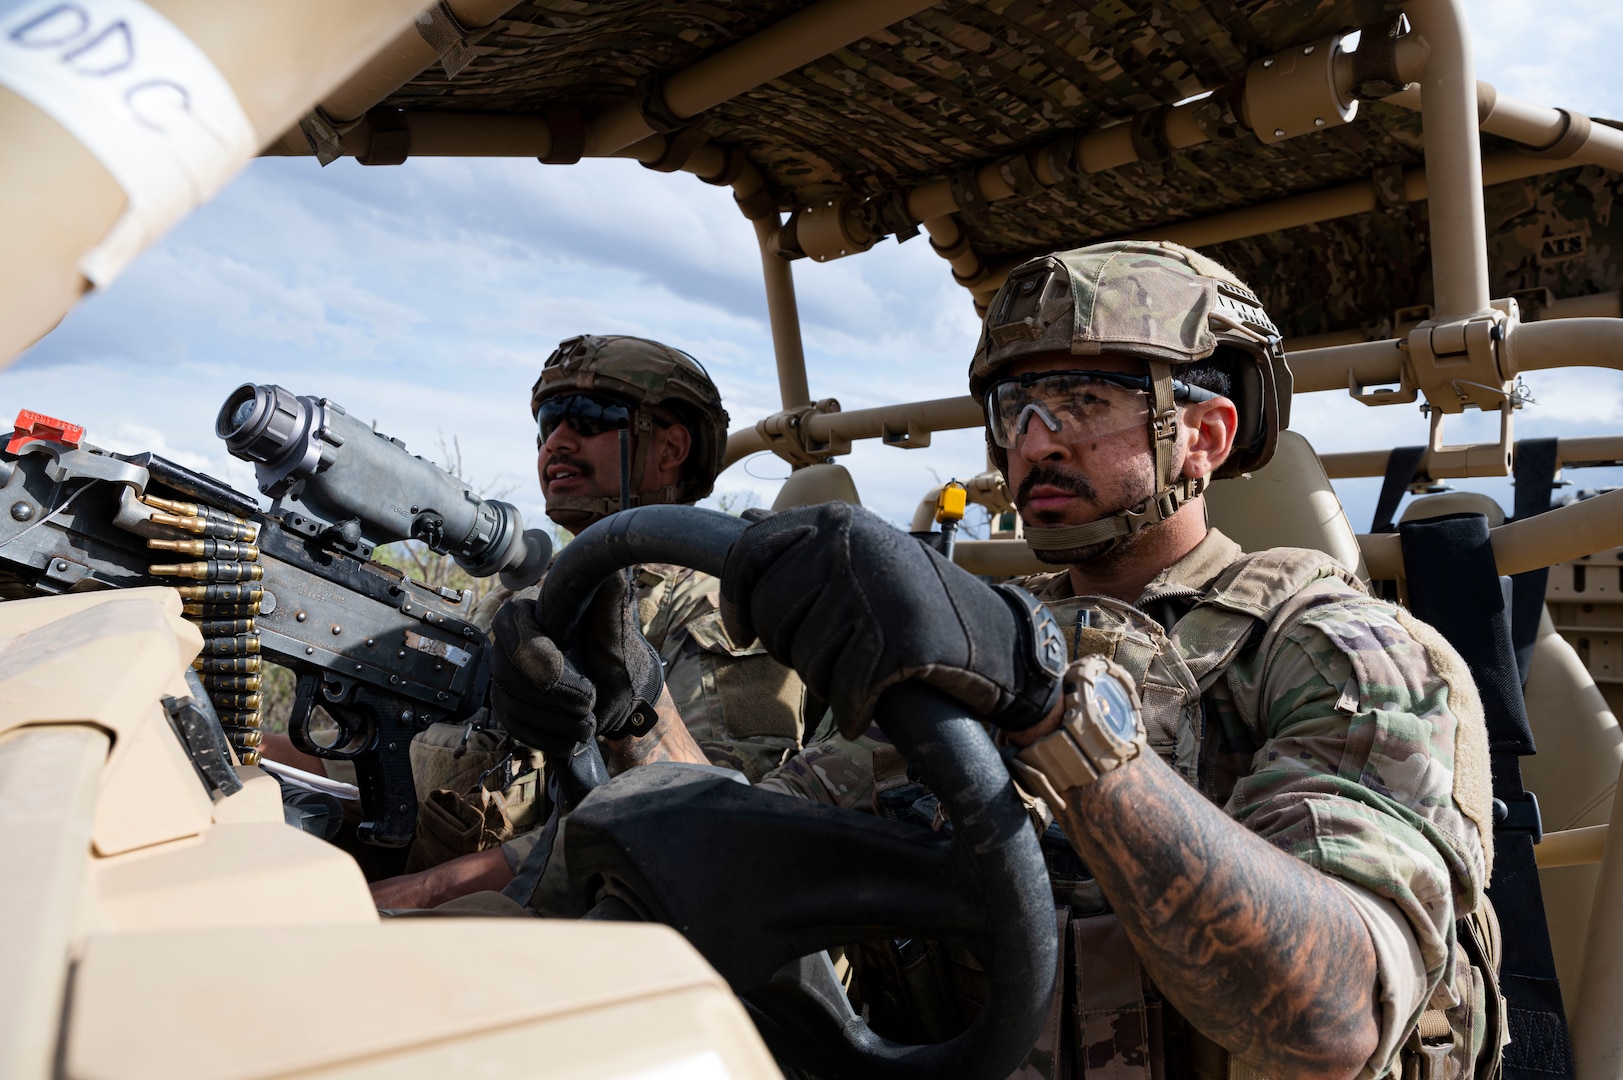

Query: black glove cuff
[990,584,1067,731]
[592,635,666,741]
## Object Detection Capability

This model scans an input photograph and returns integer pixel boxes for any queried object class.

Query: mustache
[1015,464,1097,507]
[546,451,596,479]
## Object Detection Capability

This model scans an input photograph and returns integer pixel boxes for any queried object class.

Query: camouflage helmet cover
[970,240,1292,479]
[532,334,730,502]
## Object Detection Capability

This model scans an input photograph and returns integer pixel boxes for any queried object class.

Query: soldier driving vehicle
[492,242,1496,1078]
[3,2,1623,1079]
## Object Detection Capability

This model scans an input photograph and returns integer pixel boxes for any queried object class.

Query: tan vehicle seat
[1401,491,1622,1019]
[1206,430,1368,578]
[772,462,862,511]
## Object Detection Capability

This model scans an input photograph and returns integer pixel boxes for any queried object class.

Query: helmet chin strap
[1022,360,1207,556]
[1022,474,1207,552]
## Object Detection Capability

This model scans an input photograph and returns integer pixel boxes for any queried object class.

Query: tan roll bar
[1321,436,1623,481]
[291,0,522,160]
[1357,487,1623,580]
[724,396,983,470]
[1284,315,1623,479]
[726,308,1623,473]
[1404,0,1489,319]
[1536,825,1608,870]
[0,1,431,365]
[1130,148,1561,252]
[1287,316,1623,395]
[584,0,939,157]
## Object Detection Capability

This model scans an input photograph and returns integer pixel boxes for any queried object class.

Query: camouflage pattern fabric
[635,561,805,781]
[972,243,1227,384]
[1020,530,1489,1077]
[384,0,1403,229]
[402,718,544,873]
[759,528,1490,1078]
[755,707,887,809]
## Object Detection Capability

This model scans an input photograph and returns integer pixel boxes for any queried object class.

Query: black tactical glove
[490,597,597,757]
[490,573,666,754]
[573,571,664,741]
[720,502,1066,738]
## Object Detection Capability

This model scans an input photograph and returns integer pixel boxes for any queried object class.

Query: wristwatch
[1008,654,1147,812]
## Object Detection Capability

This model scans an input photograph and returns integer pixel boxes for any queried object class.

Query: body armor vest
[854,545,1502,1080]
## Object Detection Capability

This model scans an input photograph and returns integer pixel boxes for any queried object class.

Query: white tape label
[0,0,256,285]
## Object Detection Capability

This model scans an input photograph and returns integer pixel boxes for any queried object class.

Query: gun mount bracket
[18,442,148,491]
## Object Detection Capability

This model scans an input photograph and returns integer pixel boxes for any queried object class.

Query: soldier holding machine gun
[362,334,808,909]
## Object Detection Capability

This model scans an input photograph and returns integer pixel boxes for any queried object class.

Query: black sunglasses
[537,392,671,442]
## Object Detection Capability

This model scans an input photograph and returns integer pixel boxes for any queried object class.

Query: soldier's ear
[1180,396,1237,480]
[659,422,693,469]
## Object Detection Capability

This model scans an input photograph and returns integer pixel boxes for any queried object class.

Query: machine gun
[0,386,551,848]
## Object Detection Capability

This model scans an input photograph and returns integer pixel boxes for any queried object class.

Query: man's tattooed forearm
[1065,755,1378,1078]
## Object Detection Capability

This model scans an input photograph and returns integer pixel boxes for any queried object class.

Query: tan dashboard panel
[67,920,781,1080]
[89,822,377,934]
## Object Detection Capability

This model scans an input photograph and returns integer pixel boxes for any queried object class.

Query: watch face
[1089,674,1138,740]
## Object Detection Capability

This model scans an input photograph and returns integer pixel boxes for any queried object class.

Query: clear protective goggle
[984,369,1219,450]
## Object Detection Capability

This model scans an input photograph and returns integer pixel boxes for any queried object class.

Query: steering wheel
[536,505,1057,1080]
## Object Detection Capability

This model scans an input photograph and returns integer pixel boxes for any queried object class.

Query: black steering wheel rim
[538,504,1058,1079]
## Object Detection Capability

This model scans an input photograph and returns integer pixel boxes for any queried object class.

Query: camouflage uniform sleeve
[647,566,806,783]
[756,721,891,812]
[1220,581,1490,1069]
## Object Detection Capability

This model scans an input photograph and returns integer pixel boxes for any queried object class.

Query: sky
[5,0,1621,547]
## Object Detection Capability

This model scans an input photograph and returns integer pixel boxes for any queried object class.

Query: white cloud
[1468,0,1623,118]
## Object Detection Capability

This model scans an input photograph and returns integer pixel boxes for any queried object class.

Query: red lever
[7,409,85,454]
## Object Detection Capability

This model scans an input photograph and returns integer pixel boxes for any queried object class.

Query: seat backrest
[1206,429,1367,579]
[771,463,862,511]
[1399,491,1507,527]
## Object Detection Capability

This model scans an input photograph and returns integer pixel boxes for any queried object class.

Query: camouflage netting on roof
[1203,164,1623,339]
[392,0,1402,197]
[384,0,1614,338]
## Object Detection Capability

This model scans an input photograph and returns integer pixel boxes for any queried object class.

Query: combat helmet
[970,240,1292,556]
[532,334,730,528]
